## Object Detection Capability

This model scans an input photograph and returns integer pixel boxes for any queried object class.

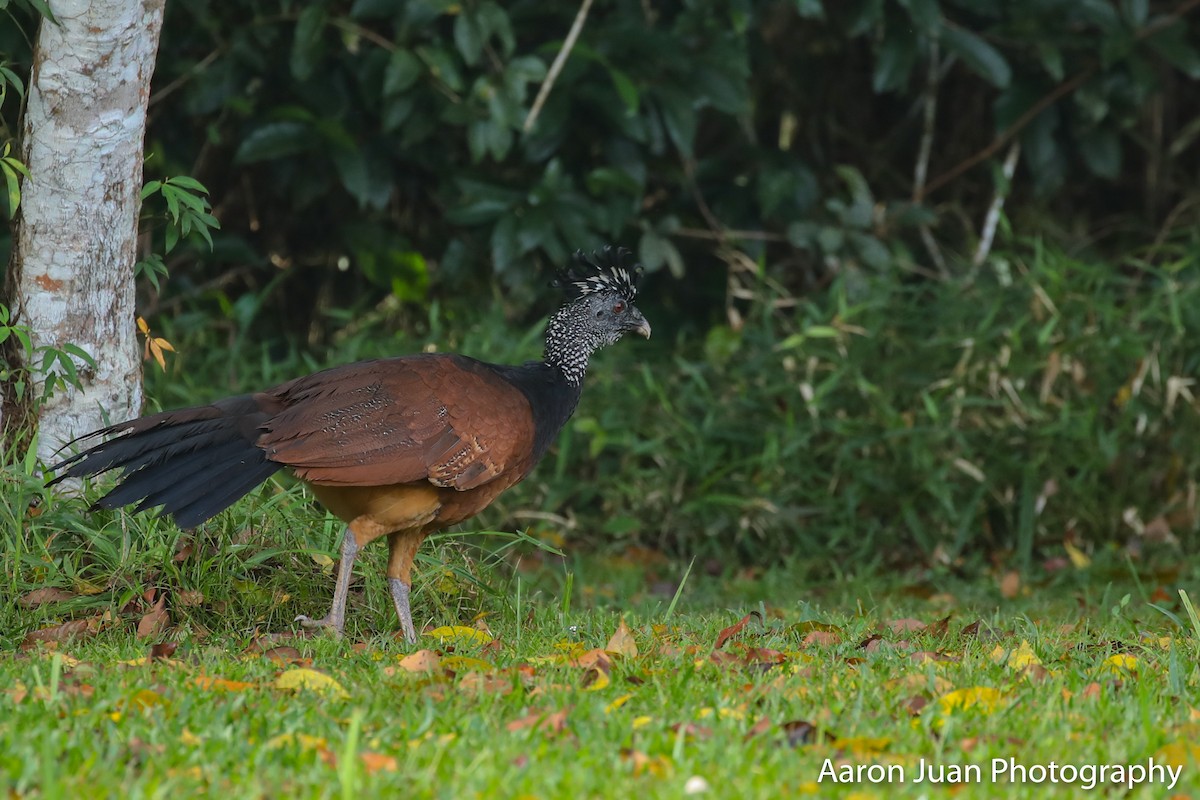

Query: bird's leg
[389,578,417,644]
[387,531,425,644]
[295,526,359,636]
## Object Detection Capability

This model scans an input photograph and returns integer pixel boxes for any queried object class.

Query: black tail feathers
[48,395,284,529]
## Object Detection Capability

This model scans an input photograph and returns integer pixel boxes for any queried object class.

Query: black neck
[490,361,583,464]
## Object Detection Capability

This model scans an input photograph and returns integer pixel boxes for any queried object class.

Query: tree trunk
[4,0,166,463]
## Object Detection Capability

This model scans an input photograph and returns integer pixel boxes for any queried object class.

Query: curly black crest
[553,246,643,303]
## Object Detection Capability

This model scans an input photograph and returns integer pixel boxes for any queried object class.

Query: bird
[48,246,651,642]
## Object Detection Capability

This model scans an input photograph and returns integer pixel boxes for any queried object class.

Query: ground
[3,547,1198,799]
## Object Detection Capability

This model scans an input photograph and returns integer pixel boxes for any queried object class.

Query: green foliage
[112,0,1199,345]
[0,304,95,406]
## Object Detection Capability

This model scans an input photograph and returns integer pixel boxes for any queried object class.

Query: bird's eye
[612,301,625,313]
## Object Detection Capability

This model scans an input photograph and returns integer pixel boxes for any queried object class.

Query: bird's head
[553,246,652,345]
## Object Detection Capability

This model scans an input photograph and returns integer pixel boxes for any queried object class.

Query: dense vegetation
[2,0,1199,569]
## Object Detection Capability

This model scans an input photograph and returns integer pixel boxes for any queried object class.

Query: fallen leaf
[150,641,178,661]
[909,651,957,664]
[888,618,926,633]
[1100,653,1138,675]
[582,666,610,691]
[837,736,891,757]
[440,655,494,673]
[621,749,673,777]
[273,668,349,698]
[360,752,398,774]
[743,715,773,741]
[1000,570,1020,599]
[20,616,103,648]
[570,648,611,671]
[802,630,840,647]
[136,594,170,639]
[781,720,824,747]
[506,708,569,736]
[991,639,1041,670]
[194,675,256,692]
[606,619,638,658]
[258,646,307,664]
[1064,541,1091,569]
[395,649,440,674]
[266,732,329,752]
[605,693,633,714]
[18,588,77,608]
[714,612,760,650]
[937,686,1005,716]
[425,626,492,646]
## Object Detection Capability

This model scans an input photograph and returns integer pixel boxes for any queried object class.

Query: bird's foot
[294,612,345,636]
[389,578,418,645]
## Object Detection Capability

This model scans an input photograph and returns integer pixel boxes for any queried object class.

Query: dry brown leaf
[802,630,840,647]
[506,707,570,737]
[901,695,928,715]
[360,752,398,774]
[714,612,760,650]
[606,619,638,658]
[150,642,178,661]
[1000,570,1020,599]
[137,594,170,639]
[888,618,926,633]
[457,672,513,695]
[743,715,773,741]
[570,648,612,672]
[960,620,981,637]
[781,720,824,747]
[910,651,958,664]
[396,649,440,674]
[20,616,103,649]
[18,588,76,608]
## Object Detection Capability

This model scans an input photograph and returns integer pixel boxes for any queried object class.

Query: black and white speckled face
[544,291,651,385]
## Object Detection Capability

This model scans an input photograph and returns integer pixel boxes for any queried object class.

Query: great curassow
[48,247,651,642]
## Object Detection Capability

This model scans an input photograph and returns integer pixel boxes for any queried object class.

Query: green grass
[4,548,1200,799]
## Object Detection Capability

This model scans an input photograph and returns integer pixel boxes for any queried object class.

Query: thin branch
[913,39,947,277]
[912,39,940,200]
[675,227,786,242]
[524,0,594,133]
[973,140,1021,269]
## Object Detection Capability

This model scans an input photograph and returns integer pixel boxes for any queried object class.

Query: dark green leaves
[941,24,1011,88]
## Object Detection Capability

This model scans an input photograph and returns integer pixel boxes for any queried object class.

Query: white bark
[11,0,165,462]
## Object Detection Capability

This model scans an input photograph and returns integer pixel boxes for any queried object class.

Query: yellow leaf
[632,716,653,729]
[137,316,150,335]
[991,639,1042,670]
[937,686,1005,715]
[180,728,202,746]
[72,578,106,596]
[582,668,610,692]
[1064,541,1091,569]
[273,668,348,698]
[425,625,492,646]
[395,649,440,674]
[127,688,167,711]
[266,732,328,751]
[836,736,892,756]
[605,619,638,658]
[605,693,633,713]
[1155,740,1200,768]
[194,675,256,692]
[1100,653,1138,675]
[440,655,493,673]
[153,337,175,353]
[311,553,334,569]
